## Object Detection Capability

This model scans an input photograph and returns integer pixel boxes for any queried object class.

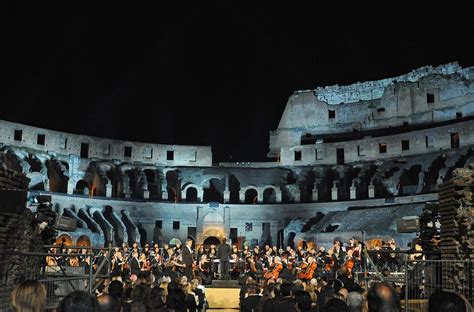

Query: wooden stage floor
[205,287,240,310]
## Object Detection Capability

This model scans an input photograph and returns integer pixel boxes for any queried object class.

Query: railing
[0,246,112,311]
[360,250,473,311]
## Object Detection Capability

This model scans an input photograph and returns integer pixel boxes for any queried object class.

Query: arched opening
[75,179,90,195]
[399,165,422,196]
[287,232,296,250]
[203,236,221,247]
[46,159,68,193]
[55,234,73,246]
[136,223,148,247]
[263,188,277,204]
[144,169,159,199]
[169,238,182,247]
[27,154,43,173]
[186,187,198,202]
[76,235,91,247]
[277,229,284,249]
[229,175,240,204]
[124,169,139,199]
[105,166,122,198]
[166,170,181,201]
[244,189,258,204]
[203,178,224,203]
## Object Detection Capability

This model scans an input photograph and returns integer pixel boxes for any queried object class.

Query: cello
[297,256,317,280]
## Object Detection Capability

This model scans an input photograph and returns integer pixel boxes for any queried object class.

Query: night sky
[2,3,474,162]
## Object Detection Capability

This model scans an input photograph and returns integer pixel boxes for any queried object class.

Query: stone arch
[203,236,221,247]
[399,165,422,196]
[202,177,224,203]
[166,169,181,201]
[55,234,73,246]
[242,186,258,204]
[75,179,90,196]
[183,183,199,202]
[76,235,91,247]
[143,168,159,199]
[46,158,68,193]
[228,174,240,204]
[169,238,182,246]
[263,185,278,204]
[203,212,225,241]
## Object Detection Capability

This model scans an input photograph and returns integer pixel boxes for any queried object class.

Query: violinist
[111,249,124,280]
[197,254,212,285]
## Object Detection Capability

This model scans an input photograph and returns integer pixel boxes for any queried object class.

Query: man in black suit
[129,251,141,277]
[182,239,194,281]
[217,237,231,280]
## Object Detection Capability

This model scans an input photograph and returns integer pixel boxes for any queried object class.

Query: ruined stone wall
[0,119,212,167]
[280,119,474,165]
[0,169,43,309]
[270,63,474,156]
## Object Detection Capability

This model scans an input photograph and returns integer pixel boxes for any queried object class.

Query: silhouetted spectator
[98,294,120,312]
[325,297,349,312]
[428,291,472,312]
[367,282,400,312]
[10,280,46,312]
[294,290,317,312]
[347,291,364,312]
[56,290,101,312]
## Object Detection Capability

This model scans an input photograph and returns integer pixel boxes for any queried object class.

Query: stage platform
[206,287,240,310]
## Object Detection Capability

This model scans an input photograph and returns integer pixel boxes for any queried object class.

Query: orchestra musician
[182,238,194,280]
[296,256,317,281]
[263,256,283,281]
[197,254,212,285]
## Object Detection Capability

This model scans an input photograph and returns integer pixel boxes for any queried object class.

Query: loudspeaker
[55,215,77,231]
[397,217,419,233]
[0,189,26,213]
[211,279,240,288]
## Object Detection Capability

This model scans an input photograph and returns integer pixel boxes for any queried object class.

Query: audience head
[294,291,312,311]
[108,280,123,300]
[10,280,46,312]
[97,294,120,312]
[347,291,364,312]
[280,282,293,297]
[367,282,400,312]
[56,290,101,312]
[428,291,472,312]
[325,297,349,312]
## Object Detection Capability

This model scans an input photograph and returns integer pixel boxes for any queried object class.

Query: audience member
[56,290,101,312]
[10,280,46,312]
[428,291,473,312]
[367,282,400,312]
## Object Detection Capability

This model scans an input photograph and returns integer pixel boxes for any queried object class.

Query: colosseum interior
[1,62,473,250]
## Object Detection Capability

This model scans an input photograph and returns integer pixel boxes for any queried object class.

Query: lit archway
[76,235,91,247]
[55,234,73,246]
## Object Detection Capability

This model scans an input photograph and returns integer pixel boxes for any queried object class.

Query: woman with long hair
[10,280,47,312]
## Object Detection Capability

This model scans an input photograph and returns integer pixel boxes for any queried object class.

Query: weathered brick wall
[0,168,43,309]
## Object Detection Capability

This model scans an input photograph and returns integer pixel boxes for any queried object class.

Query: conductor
[217,237,231,280]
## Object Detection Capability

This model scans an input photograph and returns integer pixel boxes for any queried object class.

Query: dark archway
[229,175,241,204]
[277,230,284,249]
[203,236,221,248]
[144,169,159,199]
[186,187,198,202]
[203,178,224,203]
[46,159,68,193]
[244,189,258,204]
[166,170,181,201]
[399,165,422,196]
[75,179,90,195]
[263,188,277,204]
[287,232,296,250]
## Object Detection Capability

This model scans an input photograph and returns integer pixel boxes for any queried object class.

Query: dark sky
[2,3,474,162]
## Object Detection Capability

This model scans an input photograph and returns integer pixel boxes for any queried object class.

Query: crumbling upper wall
[0,120,212,167]
[270,63,474,157]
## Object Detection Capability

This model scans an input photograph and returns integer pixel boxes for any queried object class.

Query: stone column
[368,182,375,198]
[67,182,74,195]
[143,190,150,199]
[197,189,204,202]
[238,191,244,203]
[350,183,356,200]
[416,171,425,194]
[312,185,319,202]
[331,183,338,201]
[223,190,230,203]
[257,191,263,203]
[294,189,301,203]
[106,183,113,198]
[276,190,282,203]
[161,187,168,201]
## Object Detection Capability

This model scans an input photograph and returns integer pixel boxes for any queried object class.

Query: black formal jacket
[217,242,231,261]
[182,245,194,266]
